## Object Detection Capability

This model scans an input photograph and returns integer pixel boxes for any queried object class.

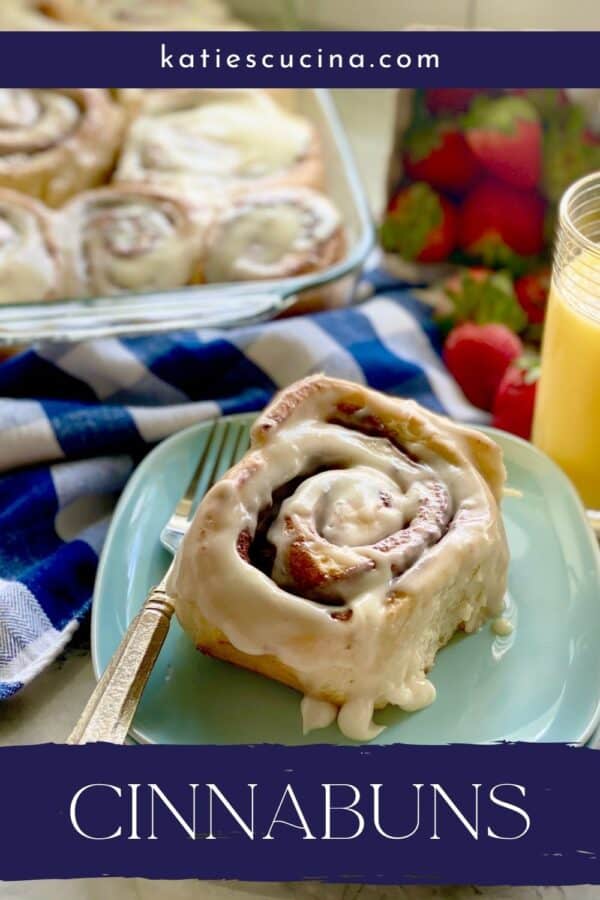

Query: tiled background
[231,0,600,30]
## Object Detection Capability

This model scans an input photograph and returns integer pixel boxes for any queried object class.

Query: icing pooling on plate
[169,377,509,742]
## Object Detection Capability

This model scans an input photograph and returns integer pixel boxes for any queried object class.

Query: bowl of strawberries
[381,88,600,439]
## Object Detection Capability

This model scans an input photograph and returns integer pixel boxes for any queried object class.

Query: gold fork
[67,417,250,745]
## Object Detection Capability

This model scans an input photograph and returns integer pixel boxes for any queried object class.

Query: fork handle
[67,585,175,744]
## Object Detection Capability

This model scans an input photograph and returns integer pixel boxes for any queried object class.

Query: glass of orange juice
[533,172,600,531]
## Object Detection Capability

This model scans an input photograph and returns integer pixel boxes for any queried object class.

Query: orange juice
[533,250,600,510]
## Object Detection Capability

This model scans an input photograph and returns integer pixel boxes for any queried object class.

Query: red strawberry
[514,268,550,325]
[459,179,545,268]
[443,322,523,410]
[464,95,542,190]
[404,123,480,193]
[492,357,540,439]
[425,89,480,115]
[381,183,457,263]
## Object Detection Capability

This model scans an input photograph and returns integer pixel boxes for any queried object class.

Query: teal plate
[92,416,600,745]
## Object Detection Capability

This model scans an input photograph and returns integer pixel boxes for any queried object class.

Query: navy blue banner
[2,742,600,883]
[0,31,597,87]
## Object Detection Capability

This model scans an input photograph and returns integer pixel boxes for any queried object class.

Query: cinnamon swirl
[0,188,62,303]
[199,187,345,284]
[0,89,124,207]
[170,376,509,742]
[115,89,324,199]
[59,184,209,298]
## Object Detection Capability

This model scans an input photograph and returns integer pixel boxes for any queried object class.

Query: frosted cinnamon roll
[44,0,246,29]
[170,376,509,742]
[200,188,345,285]
[0,188,62,303]
[0,89,124,207]
[59,184,209,298]
[115,90,323,199]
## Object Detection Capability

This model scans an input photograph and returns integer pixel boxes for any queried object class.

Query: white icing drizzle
[337,699,385,742]
[300,696,337,734]
[169,377,509,742]
[116,90,313,195]
[203,188,340,283]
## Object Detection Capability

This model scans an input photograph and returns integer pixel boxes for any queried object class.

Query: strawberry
[404,122,480,193]
[492,356,540,439]
[458,179,545,269]
[425,89,481,115]
[443,322,523,410]
[441,267,527,333]
[514,268,550,325]
[463,95,542,190]
[381,183,457,263]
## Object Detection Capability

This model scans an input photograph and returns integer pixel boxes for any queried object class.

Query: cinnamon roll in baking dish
[0,89,124,207]
[199,187,345,284]
[0,188,62,303]
[44,0,246,29]
[169,376,509,742]
[115,90,323,199]
[60,185,209,298]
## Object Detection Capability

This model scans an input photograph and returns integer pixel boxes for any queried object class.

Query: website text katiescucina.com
[159,43,441,73]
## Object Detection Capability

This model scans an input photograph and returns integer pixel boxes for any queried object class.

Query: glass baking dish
[0,89,374,345]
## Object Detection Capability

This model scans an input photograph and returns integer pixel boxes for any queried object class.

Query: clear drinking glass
[532,172,600,533]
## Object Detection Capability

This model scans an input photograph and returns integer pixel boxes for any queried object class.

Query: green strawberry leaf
[442,269,528,332]
[520,89,564,121]
[411,89,434,128]
[405,121,446,163]
[542,104,600,203]
[464,235,540,275]
[380,183,443,260]
[463,94,539,134]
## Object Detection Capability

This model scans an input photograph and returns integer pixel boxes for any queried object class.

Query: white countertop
[0,90,596,900]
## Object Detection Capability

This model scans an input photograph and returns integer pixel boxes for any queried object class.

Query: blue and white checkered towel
[0,271,483,700]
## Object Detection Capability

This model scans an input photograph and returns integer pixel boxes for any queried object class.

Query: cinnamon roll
[199,187,345,285]
[115,89,324,199]
[170,376,509,742]
[0,188,62,303]
[44,0,246,29]
[0,89,124,207]
[59,184,209,298]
